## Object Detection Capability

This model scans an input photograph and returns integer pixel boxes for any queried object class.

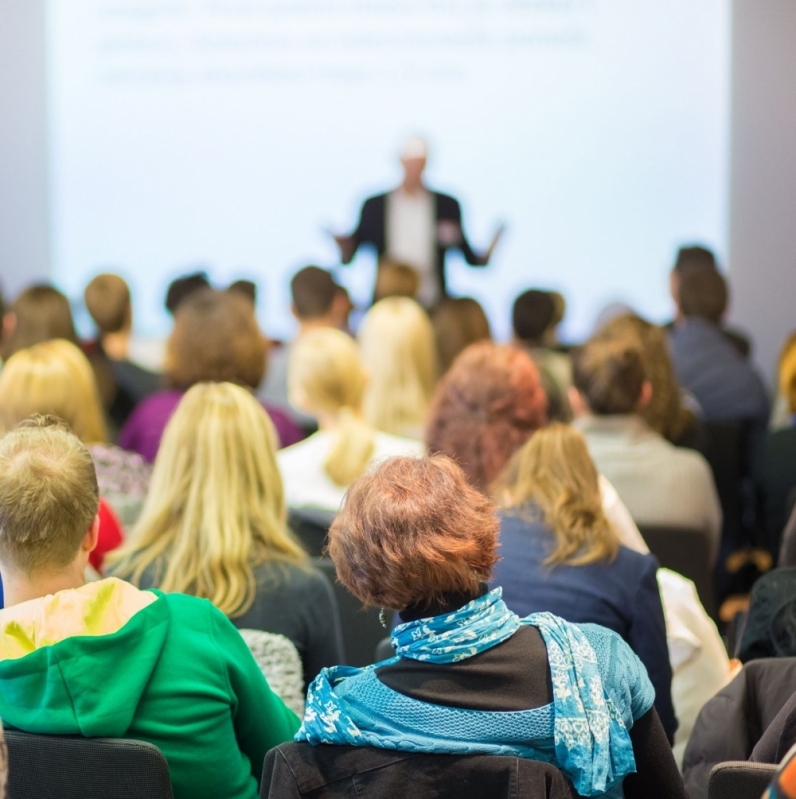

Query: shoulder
[278,432,328,466]
[433,191,460,207]
[362,193,387,210]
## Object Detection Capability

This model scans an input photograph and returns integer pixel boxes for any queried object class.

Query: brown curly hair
[425,342,548,491]
[328,455,499,610]
[165,288,267,390]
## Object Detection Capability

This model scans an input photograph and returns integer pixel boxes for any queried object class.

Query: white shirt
[277,430,425,512]
[385,188,437,307]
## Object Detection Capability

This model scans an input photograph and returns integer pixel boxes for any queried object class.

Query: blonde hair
[0,339,108,444]
[110,382,306,617]
[779,332,796,414]
[495,422,619,566]
[358,297,438,438]
[288,328,375,487]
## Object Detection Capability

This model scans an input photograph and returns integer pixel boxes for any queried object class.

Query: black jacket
[261,743,578,799]
[683,657,796,799]
[344,191,487,297]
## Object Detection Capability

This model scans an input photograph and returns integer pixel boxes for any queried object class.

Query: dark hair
[673,245,717,274]
[512,290,556,343]
[678,267,728,324]
[2,285,78,360]
[571,338,646,415]
[432,297,492,374]
[228,280,257,304]
[165,272,210,315]
[290,266,339,319]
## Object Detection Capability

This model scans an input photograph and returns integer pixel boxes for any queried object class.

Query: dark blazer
[344,191,487,297]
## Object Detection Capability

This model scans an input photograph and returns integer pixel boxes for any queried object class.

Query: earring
[379,608,387,629]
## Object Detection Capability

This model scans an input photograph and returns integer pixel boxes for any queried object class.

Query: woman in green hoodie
[0,415,299,799]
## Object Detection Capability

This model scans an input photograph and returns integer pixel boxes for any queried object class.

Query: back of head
[779,333,796,415]
[359,297,438,437]
[113,382,304,616]
[426,342,548,491]
[677,265,728,324]
[84,273,131,335]
[0,415,98,577]
[2,285,77,360]
[373,260,420,302]
[289,328,374,487]
[328,455,498,611]
[495,422,618,566]
[0,339,108,444]
[164,271,210,315]
[572,337,645,415]
[673,245,717,274]
[166,288,266,389]
[512,290,556,344]
[291,266,338,320]
[432,297,492,374]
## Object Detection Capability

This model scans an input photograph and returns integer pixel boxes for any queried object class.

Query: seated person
[373,257,420,302]
[84,273,161,430]
[735,567,796,663]
[120,288,304,461]
[491,423,677,743]
[0,416,299,799]
[295,455,686,799]
[571,337,722,559]
[112,382,344,686]
[432,296,492,374]
[278,327,424,512]
[512,289,573,422]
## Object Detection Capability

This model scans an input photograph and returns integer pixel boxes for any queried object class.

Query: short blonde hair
[110,383,305,617]
[289,328,375,487]
[374,260,420,302]
[495,422,619,566]
[84,273,131,334]
[0,416,99,576]
[358,297,438,438]
[0,339,108,444]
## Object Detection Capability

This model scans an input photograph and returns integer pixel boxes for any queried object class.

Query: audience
[84,273,161,429]
[111,382,343,685]
[119,288,303,461]
[0,339,149,535]
[358,296,438,440]
[259,265,351,425]
[512,289,573,422]
[491,423,676,743]
[278,327,423,512]
[571,337,722,557]
[164,270,210,315]
[431,296,492,374]
[293,455,686,799]
[755,333,796,557]
[0,416,299,799]
[373,258,420,302]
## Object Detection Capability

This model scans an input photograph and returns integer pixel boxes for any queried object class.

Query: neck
[298,316,335,336]
[399,583,487,624]
[2,565,87,608]
[102,329,131,360]
[400,179,425,196]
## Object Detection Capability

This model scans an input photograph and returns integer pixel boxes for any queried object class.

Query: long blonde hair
[495,423,619,566]
[358,297,437,438]
[110,382,306,616]
[289,328,375,487]
[0,339,108,443]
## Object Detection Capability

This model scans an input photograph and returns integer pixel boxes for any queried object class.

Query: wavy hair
[494,422,619,566]
[110,382,305,616]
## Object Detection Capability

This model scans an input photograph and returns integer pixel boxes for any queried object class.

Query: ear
[636,381,653,412]
[567,386,589,417]
[669,272,680,306]
[2,311,17,340]
[82,514,101,555]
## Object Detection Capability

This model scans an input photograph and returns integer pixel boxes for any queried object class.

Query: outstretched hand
[325,228,357,263]
[485,224,506,262]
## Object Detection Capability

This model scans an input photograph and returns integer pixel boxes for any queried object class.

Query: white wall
[0,0,50,299]
[727,0,796,388]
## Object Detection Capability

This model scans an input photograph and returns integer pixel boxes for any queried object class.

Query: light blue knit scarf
[297,588,640,797]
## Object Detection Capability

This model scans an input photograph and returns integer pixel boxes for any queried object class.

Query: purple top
[118,389,305,463]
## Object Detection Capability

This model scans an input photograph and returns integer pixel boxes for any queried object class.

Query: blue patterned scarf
[297,588,640,797]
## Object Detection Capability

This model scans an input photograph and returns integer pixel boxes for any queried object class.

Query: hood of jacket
[0,577,166,737]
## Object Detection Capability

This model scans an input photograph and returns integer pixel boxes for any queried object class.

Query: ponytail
[324,406,376,487]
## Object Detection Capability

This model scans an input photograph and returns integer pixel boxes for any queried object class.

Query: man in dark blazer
[332,137,503,307]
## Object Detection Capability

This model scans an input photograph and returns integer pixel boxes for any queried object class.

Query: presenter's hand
[326,229,357,264]
[484,224,506,263]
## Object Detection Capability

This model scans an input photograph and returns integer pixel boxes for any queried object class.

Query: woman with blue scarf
[295,455,685,798]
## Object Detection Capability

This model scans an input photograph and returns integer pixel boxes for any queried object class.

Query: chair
[262,742,578,799]
[639,525,715,616]
[707,761,777,799]
[375,636,394,663]
[6,730,173,799]
[312,558,392,668]
[239,629,305,717]
[288,508,335,557]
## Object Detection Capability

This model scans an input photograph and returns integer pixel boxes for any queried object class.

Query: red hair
[425,342,548,491]
[327,455,499,610]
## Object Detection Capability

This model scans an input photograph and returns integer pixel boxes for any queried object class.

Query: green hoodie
[0,578,300,799]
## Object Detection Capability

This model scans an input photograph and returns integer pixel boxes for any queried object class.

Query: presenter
[330,136,504,308]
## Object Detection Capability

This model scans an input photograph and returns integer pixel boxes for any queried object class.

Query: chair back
[702,421,747,550]
[312,558,392,667]
[238,629,305,717]
[6,731,173,799]
[639,525,715,616]
[288,508,335,557]
[707,761,777,799]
